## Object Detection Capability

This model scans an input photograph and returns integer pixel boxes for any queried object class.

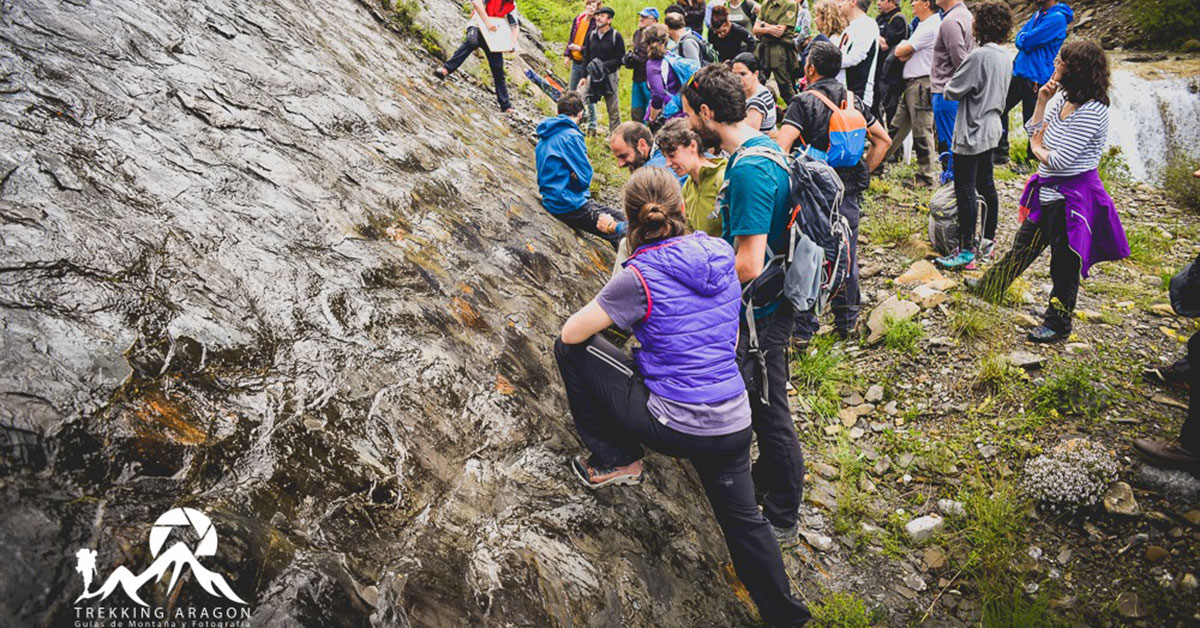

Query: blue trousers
[932,92,958,172]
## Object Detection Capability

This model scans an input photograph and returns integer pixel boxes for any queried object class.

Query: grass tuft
[1029,359,1114,420]
[792,335,860,421]
[882,315,923,354]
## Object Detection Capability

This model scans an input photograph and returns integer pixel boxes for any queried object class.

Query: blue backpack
[799,90,868,169]
[660,54,702,119]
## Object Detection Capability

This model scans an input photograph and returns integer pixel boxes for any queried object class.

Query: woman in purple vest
[554,167,810,626]
[966,40,1129,343]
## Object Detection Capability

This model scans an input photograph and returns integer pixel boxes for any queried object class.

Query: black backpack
[718,145,849,404]
[726,146,850,316]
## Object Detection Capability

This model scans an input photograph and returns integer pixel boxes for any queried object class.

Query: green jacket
[758,0,797,42]
[683,158,727,237]
[757,0,798,69]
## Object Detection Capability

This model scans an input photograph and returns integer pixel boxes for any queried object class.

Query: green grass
[1161,154,1200,212]
[585,133,623,194]
[808,591,878,628]
[948,297,1000,344]
[861,204,924,248]
[974,351,1026,395]
[1028,359,1114,420]
[792,335,860,421]
[392,0,444,57]
[1097,146,1132,190]
[882,315,923,354]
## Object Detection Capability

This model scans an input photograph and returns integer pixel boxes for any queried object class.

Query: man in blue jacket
[536,92,627,248]
[995,0,1072,165]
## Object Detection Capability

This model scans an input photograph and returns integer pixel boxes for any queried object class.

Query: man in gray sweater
[935,0,1012,271]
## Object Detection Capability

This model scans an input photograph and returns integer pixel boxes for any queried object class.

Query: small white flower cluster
[1021,439,1118,514]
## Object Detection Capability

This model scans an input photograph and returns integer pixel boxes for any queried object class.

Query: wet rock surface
[0,1,757,625]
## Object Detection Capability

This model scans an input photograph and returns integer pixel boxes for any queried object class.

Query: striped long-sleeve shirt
[1026,95,1109,203]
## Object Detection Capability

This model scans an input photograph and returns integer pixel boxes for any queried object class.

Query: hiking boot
[978,238,996,261]
[772,523,800,548]
[1132,439,1200,475]
[571,455,644,489]
[1027,325,1066,344]
[433,66,448,81]
[964,277,982,295]
[935,248,975,271]
[992,151,1009,166]
[1142,360,1190,391]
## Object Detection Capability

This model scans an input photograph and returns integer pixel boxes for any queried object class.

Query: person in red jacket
[435,0,521,113]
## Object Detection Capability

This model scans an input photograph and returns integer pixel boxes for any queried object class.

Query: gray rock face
[0,1,757,625]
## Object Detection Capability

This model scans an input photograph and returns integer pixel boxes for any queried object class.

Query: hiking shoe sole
[571,456,643,489]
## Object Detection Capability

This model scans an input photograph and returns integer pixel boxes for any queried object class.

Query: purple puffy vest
[624,233,745,404]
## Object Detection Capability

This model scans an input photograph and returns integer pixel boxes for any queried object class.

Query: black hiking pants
[976,200,1080,334]
[443,26,511,112]
[736,300,805,531]
[793,191,862,339]
[998,77,1038,162]
[552,201,626,249]
[554,336,811,627]
[952,148,999,250]
[1183,331,1200,453]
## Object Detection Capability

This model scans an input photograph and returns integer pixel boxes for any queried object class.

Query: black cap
[596,6,615,17]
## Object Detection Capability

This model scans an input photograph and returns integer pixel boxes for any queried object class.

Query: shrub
[974,352,1025,394]
[882,315,923,354]
[393,1,444,57]
[1029,360,1114,419]
[1020,439,1118,513]
[809,591,876,628]
[1097,146,1131,190]
[1161,154,1200,213]
[1125,0,1200,48]
[861,205,924,248]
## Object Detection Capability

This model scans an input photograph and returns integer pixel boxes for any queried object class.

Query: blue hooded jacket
[535,115,592,214]
[1013,3,1073,85]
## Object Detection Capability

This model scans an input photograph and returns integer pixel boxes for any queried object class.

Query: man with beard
[681,64,807,551]
[608,121,685,179]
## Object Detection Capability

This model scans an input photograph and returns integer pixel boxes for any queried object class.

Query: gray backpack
[927,183,985,255]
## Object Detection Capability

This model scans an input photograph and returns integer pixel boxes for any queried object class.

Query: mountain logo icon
[75,507,247,606]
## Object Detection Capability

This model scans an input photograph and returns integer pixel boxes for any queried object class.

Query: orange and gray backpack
[798,90,868,168]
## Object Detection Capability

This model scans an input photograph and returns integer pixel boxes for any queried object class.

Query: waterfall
[1107,69,1200,181]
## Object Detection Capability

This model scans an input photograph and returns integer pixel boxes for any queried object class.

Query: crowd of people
[435,1,1197,625]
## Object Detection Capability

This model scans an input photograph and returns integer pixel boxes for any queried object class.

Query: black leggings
[976,200,1080,333]
[952,148,998,251]
[553,336,810,626]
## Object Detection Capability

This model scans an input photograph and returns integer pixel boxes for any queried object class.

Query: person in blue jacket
[535,92,627,248]
[995,0,1072,165]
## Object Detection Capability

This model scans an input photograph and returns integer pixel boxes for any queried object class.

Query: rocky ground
[774,161,1200,626]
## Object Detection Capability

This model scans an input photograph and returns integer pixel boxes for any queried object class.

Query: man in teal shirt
[683,65,808,567]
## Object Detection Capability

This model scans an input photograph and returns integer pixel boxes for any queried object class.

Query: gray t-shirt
[596,267,752,436]
[944,43,1012,155]
[930,1,974,94]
